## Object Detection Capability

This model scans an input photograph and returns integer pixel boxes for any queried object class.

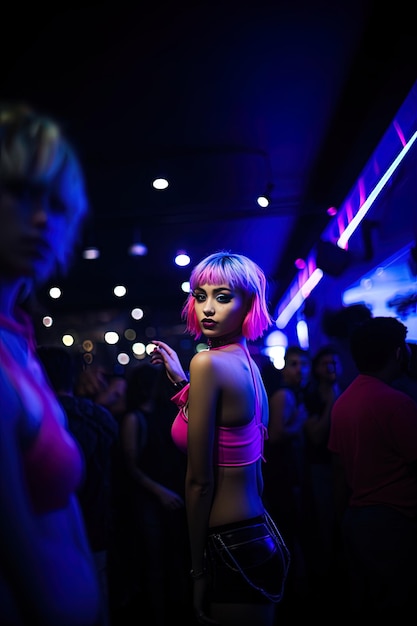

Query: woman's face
[193,282,248,339]
[0,181,68,284]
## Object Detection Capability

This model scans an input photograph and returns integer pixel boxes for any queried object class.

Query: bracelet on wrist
[190,568,207,580]
[172,379,188,390]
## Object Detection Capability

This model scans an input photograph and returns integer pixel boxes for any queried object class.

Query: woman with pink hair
[151,251,290,626]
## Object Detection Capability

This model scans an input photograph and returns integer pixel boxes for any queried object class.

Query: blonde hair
[0,102,88,272]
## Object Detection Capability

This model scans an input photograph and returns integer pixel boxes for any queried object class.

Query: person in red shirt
[328,316,417,619]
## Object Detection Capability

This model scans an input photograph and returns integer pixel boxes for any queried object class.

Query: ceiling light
[276,268,324,328]
[128,242,148,256]
[114,285,127,297]
[175,250,191,266]
[117,353,130,365]
[104,331,119,345]
[257,195,269,208]
[49,286,62,299]
[62,334,74,347]
[82,246,100,260]
[257,182,274,208]
[152,177,169,190]
[132,342,146,356]
[131,308,144,320]
[128,229,148,256]
[81,226,100,259]
[337,128,417,249]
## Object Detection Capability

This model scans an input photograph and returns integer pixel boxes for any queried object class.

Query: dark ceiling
[3,1,416,330]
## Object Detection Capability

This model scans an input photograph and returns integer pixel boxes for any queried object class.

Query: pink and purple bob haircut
[182,251,273,341]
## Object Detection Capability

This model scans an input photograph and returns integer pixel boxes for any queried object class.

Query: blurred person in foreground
[37,346,119,626]
[328,316,417,619]
[151,251,290,626]
[0,102,103,624]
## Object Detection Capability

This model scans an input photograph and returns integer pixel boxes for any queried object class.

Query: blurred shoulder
[68,396,119,437]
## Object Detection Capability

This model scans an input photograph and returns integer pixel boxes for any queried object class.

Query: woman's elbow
[186,474,212,496]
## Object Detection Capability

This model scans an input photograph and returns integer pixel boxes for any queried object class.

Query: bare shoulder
[189,348,236,384]
[190,348,216,373]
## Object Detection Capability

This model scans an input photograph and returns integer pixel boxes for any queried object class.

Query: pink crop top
[170,346,267,467]
[0,311,83,514]
[22,394,83,514]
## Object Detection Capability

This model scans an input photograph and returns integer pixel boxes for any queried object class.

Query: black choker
[208,335,243,349]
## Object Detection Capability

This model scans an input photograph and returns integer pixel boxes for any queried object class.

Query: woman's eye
[193,293,206,303]
[216,294,232,303]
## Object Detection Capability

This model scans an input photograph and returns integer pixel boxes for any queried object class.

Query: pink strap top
[171,345,268,467]
[0,311,83,514]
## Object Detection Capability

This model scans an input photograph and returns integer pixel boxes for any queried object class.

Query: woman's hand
[155,484,184,510]
[150,340,187,385]
[193,577,220,625]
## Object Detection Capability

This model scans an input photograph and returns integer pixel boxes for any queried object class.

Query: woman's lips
[202,320,217,329]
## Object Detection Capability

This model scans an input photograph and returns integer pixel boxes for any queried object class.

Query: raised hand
[150,340,188,385]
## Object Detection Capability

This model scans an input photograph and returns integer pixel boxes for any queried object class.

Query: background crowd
[2,100,417,625]
[35,302,417,625]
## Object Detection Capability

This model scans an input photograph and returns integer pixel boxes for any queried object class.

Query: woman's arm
[268,388,297,442]
[185,350,219,623]
[120,411,184,509]
[185,350,217,573]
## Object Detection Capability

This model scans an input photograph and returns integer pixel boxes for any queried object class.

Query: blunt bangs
[182,251,273,341]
